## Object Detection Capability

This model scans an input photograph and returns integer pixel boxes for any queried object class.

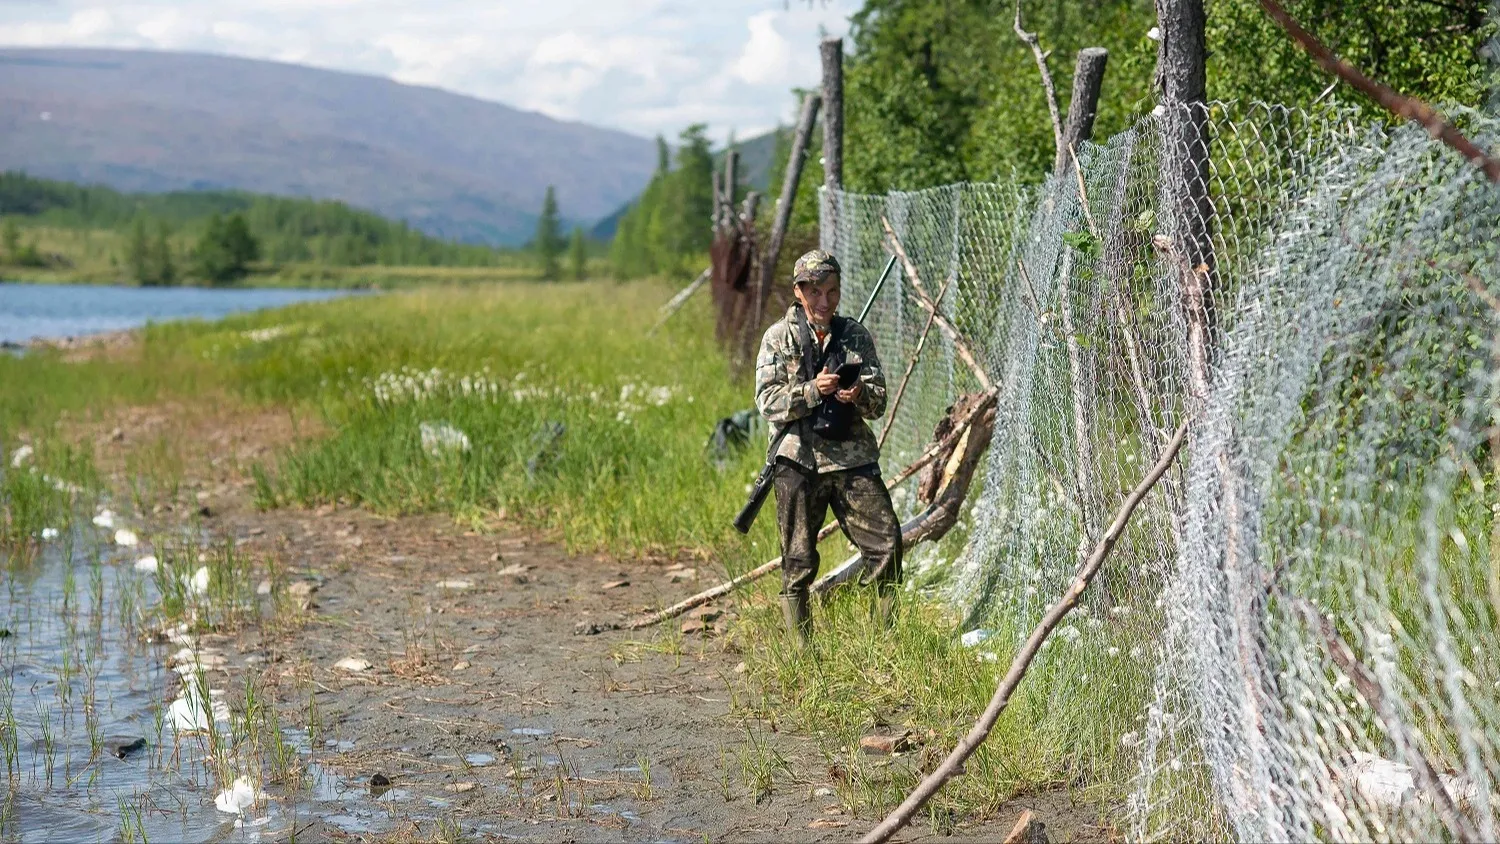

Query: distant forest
[0,171,506,270]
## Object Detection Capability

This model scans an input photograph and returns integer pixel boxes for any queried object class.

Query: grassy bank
[0,277,1113,827]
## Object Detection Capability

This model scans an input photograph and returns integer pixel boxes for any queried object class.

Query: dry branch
[879,270,957,450]
[861,421,1190,844]
[881,216,994,392]
[816,392,997,594]
[1257,0,1500,183]
[1290,598,1479,842]
[648,268,711,335]
[1014,0,1063,158]
[575,390,998,635]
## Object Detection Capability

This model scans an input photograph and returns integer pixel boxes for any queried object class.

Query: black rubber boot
[781,593,812,647]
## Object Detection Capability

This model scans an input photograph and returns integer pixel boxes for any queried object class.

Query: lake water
[0,284,353,346]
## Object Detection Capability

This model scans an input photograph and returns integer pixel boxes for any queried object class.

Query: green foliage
[1,218,18,259]
[535,186,564,281]
[610,126,716,279]
[125,218,177,285]
[568,227,587,281]
[1206,0,1496,109]
[193,213,260,285]
[841,0,1494,192]
[0,171,506,273]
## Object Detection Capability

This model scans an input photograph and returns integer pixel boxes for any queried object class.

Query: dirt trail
[96,401,1106,842]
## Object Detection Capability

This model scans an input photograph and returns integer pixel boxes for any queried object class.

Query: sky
[0,1,859,143]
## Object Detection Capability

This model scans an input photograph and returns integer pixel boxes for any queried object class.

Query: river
[0,283,353,346]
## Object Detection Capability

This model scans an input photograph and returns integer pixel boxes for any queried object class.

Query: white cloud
[0,1,858,143]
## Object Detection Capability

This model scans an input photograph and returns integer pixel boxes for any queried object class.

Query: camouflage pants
[772,458,903,598]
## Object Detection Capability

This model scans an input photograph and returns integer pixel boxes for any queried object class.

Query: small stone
[859,734,910,755]
[334,657,372,672]
[370,773,390,787]
[105,736,147,758]
[446,782,477,793]
[812,786,835,797]
[686,605,722,621]
[734,661,748,674]
[452,660,471,671]
[1002,809,1049,844]
[437,579,473,590]
[287,581,317,597]
[668,568,697,582]
[601,579,629,590]
[497,563,531,576]
[256,580,272,596]
[489,552,504,563]
[807,818,848,829]
[109,427,124,442]
[823,805,844,814]
[680,618,710,635]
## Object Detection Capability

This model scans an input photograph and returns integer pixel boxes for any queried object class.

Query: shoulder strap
[794,307,819,383]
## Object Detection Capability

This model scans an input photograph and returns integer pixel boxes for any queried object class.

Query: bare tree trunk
[751,92,821,358]
[861,422,1190,844]
[723,147,740,224]
[821,37,844,191]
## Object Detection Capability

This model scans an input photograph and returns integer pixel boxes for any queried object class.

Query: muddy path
[91,402,1106,843]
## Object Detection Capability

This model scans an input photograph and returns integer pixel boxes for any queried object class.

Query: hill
[0,48,658,246]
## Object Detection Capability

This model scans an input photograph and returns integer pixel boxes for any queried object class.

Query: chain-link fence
[821,101,1500,840]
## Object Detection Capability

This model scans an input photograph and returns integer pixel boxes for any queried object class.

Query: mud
[79,398,1115,842]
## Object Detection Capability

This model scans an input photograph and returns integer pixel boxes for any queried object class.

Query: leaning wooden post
[820,37,844,191]
[751,91,822,356]
[861,421,1190,844]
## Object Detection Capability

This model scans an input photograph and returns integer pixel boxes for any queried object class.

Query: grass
[0,275,1150,827]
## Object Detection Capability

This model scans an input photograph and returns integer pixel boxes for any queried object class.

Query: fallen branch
[816,393,997,594]
[648,267,711,335]
[881,216,994,391]
[576,390,998,635]
[1257,0,1500,183]
[879,270,957,450]
[1290,597,1479,842]
[861,421,1190,844]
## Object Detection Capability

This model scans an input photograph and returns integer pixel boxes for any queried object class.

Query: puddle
[463,752,496,767]
[0,512,452,841]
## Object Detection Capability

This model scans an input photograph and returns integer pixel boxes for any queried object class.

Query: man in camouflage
[754,249,903,645]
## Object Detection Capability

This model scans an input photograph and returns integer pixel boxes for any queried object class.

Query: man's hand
[814,366,840,396]
[835,382,862,404]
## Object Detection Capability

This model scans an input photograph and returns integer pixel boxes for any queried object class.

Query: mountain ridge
[0,47,659,245]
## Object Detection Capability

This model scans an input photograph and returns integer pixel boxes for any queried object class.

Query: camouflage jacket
[755,305,888,474]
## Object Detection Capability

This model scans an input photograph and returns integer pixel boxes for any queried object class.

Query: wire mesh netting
[820,101,1500,840]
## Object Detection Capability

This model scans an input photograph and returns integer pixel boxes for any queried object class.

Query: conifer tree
[535,186,563,281]
[568,227,587,281]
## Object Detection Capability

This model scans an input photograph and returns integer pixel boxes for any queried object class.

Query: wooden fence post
[1055,48,1109,175]
[821,37,844,191]
[750,91,821,358]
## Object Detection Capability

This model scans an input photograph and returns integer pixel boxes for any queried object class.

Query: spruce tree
[154,222,176,286]
[1,218,19,262]
[535,186,562,281]
[126,218,151,284]
[568,227,587,281]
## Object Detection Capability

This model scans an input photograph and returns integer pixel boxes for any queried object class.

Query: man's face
[794,275,841,325]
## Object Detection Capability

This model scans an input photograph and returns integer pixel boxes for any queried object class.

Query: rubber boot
[780,593,812,648]
[871,586,897,631]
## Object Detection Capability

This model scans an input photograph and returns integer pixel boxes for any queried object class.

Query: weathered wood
[1055,49,1108,174]
[723,148,740,228]
[648,267,712,335]
[1002,811,1049,844]
[753,92,822,343]
[576,390,997,635]
[1290,598,1480,843]
[880,216,993,392]
[861,422,1190,844]
[1014,1,1063,157]
[711,170,725,232]
[1154,0,1215,405]
[815,392,997,594]
[878,270,956,450]
[820,37,844,191]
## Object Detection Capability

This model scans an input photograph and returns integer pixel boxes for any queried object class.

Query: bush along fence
[820,99,1500,840]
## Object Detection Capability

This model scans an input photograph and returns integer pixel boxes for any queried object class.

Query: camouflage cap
[792,249,841,285]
